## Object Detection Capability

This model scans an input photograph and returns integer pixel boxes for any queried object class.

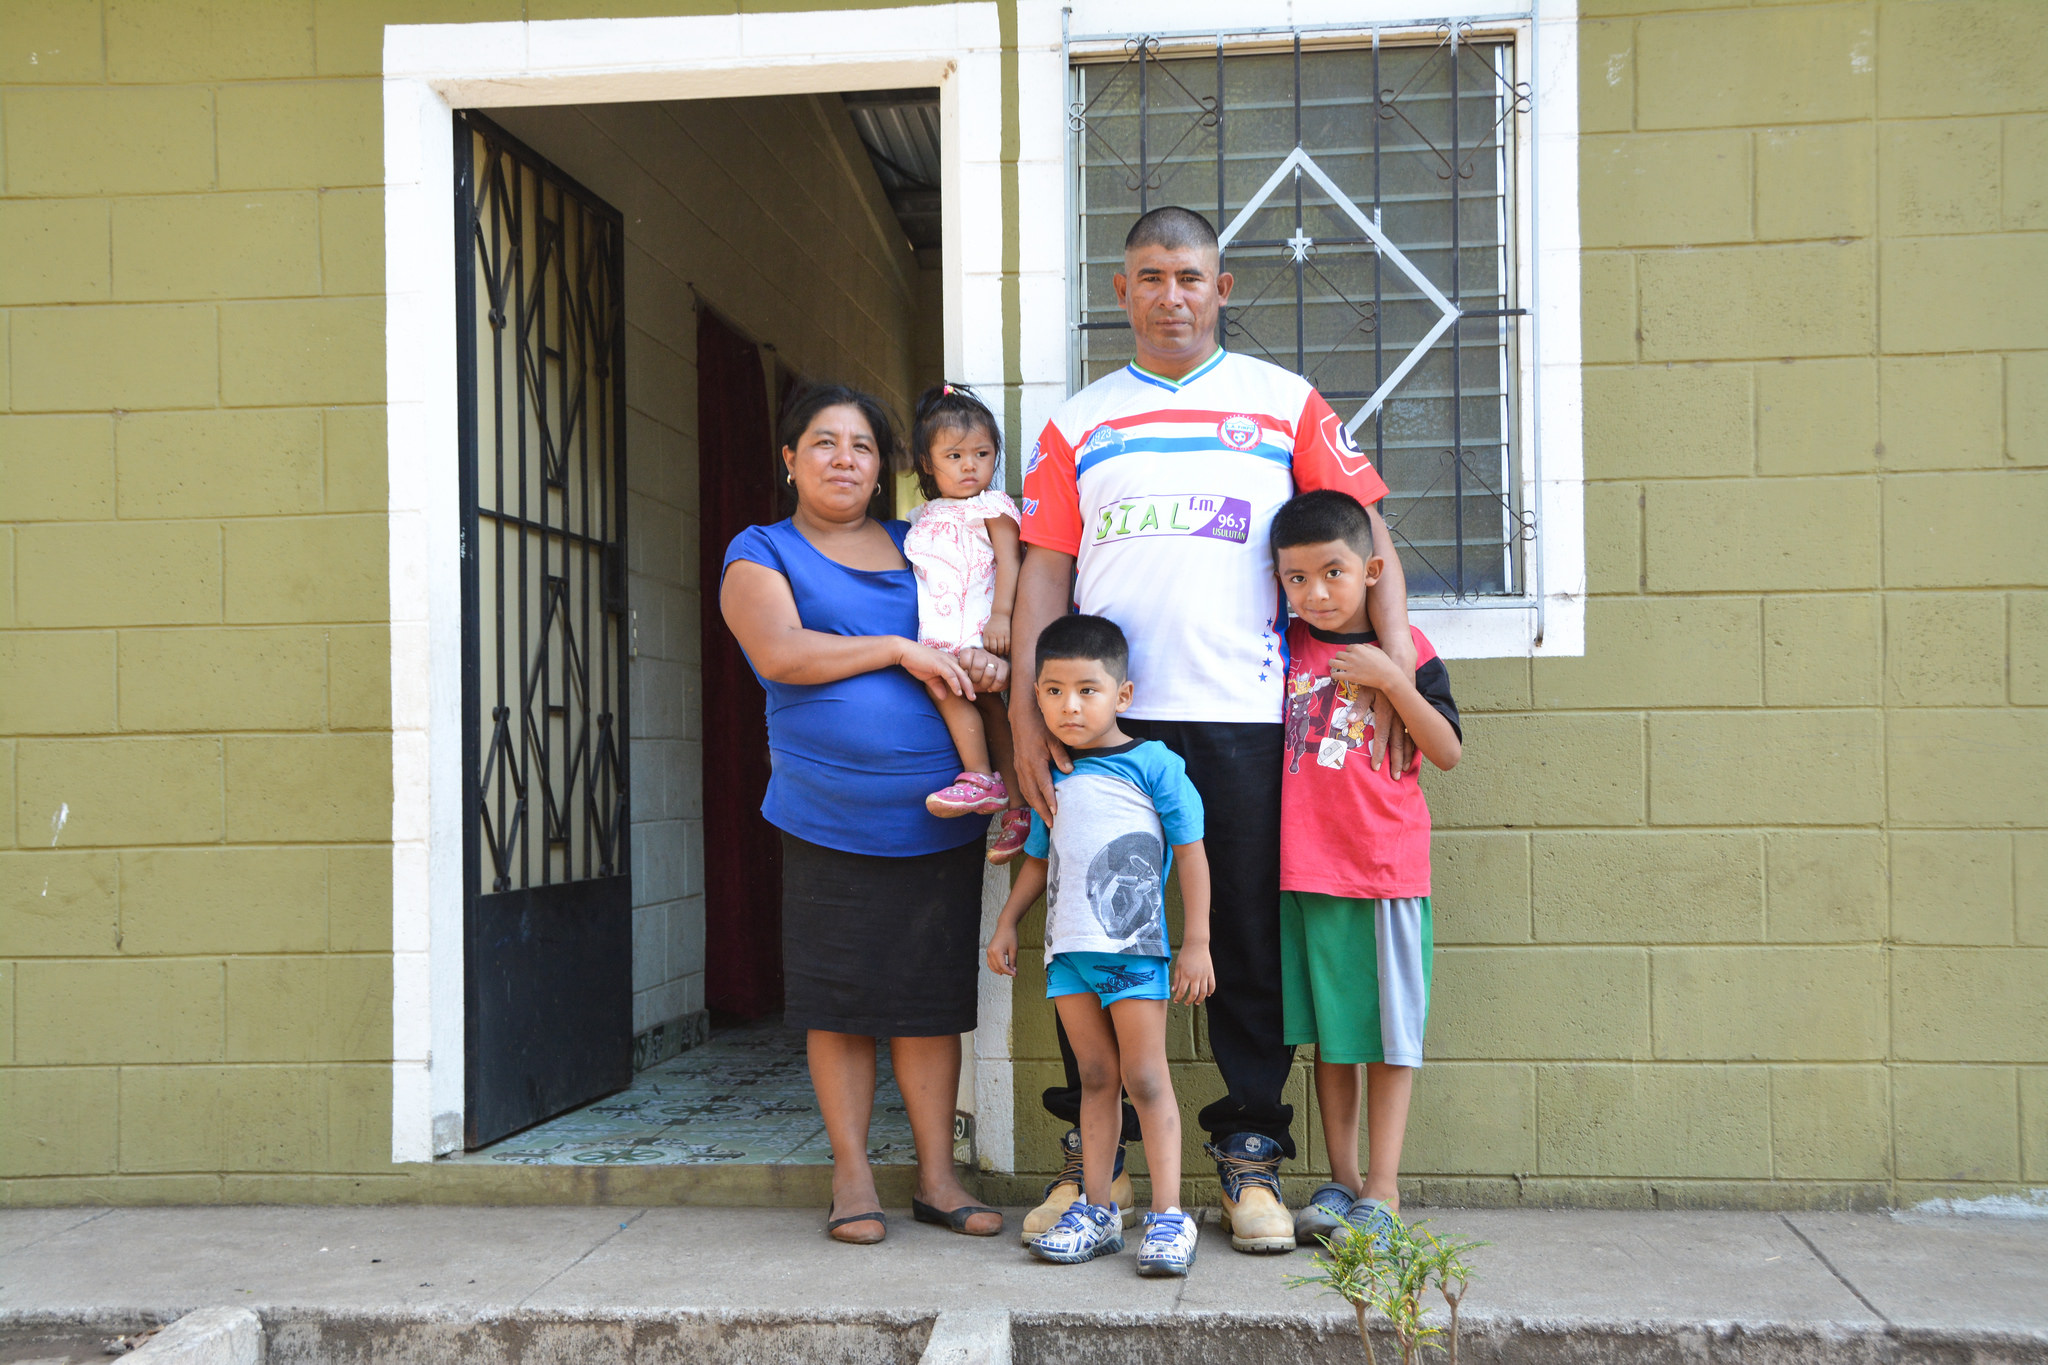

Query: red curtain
[697,307,785,1020]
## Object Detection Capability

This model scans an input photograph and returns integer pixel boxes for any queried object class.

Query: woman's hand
[896,639,978,698]
[958,645,1008,695]
[986,924,1019,977]
[1172,945,1215,1006]
[981,612,1011,658]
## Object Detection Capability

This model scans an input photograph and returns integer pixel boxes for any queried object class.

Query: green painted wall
[1,0,2042,1209]
[1009,0,2047,1213]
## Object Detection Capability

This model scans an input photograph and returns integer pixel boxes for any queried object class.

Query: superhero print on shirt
[1284,668,1376,774]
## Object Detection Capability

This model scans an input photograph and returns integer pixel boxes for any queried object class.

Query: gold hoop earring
[785,472,794,485]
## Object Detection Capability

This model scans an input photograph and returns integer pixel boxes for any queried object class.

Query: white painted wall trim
[384,4,1028,1164]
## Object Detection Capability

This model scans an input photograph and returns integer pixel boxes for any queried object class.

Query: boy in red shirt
[1270,490,1463,1249]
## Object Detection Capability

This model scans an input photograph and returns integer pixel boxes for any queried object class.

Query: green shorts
[1279,891,1432,1066]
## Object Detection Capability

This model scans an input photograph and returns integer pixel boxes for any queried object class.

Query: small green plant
[1286,1217,1487,1365]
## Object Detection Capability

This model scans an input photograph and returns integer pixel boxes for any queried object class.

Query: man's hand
[1009,699,1070,824]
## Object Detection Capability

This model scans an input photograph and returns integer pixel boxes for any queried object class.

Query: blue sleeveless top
[722,518,985,858]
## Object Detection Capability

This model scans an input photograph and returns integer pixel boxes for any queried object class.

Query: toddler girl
[904,383,1032,863]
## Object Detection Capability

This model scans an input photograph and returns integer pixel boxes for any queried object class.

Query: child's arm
[985,854,1048,977]
[1330,645,1462,771]
[1169,841,1214,1005]
[981,514,1022,658]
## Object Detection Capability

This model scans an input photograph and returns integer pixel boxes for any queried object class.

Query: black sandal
[826,1206,887,1242]
[911,1197,1004,1236]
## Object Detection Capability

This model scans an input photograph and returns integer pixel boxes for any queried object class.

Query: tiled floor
[444,1020,914,1167]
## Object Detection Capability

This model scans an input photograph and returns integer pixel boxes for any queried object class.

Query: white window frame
[382,0,1578,1170]
[1060,0,1585,661]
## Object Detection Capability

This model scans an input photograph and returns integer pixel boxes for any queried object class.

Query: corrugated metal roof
[843,89,942,260]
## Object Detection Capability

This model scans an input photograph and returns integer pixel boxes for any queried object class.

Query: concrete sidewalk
[3,1204,2045,1361]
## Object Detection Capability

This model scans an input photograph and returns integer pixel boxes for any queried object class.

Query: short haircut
[909,382,1003,501]
[778,382,899,469]
[1124,206,1220,258]
[1270,488,1377,562]
[1034,612,1129,683]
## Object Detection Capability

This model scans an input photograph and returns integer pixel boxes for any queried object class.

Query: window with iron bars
[1069,28,1533,601]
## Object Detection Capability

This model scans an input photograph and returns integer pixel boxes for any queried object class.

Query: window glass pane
[1072,37,1525,599]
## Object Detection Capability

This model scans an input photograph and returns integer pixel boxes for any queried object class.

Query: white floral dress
[904,487,1020,652]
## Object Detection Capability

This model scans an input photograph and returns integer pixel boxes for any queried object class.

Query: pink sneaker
[987,808,1032,865]
[927,771,1006,817]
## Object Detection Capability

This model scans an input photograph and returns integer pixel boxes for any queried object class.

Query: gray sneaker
[1335,1197,1400,1253]
[1295,1181,1357,1246]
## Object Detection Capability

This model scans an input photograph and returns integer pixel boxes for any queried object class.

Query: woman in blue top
[721,384,1006,1245]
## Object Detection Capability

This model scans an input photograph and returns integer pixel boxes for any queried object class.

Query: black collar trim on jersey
[1075,737,1145,757]
[1306,624,1380,646]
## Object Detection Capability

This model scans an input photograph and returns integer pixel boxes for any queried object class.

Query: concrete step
[11,1306,2039,1365]
[3,1206,2043,1364]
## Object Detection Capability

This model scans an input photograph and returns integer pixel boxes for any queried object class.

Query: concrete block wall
[2,0,2039,1207]
[1,0,403,1202]
[0,0,923,1201]
[997,0,2048,1212]
[1529,0,2044,1207]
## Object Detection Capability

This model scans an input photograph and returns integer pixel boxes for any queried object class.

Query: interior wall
[488,93,926,1059]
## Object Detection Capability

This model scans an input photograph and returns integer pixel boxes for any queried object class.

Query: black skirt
[780,831,985,1037]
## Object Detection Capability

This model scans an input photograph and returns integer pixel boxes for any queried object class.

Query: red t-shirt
[1279,623,1461,900]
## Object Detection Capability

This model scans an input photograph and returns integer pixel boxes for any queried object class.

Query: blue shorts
[1045,951,1172,1006]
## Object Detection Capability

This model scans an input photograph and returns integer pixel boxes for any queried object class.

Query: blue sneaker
[1028,1201,1125,1264]
[1336,1197,1400,1253]
[1294,1181,1358,1246]
[1137,1208,1199,1277]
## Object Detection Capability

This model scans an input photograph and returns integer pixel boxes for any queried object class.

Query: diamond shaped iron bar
[1218,145,1460,437]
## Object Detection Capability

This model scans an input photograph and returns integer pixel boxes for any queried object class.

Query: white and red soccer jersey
[1021,349,1391,723]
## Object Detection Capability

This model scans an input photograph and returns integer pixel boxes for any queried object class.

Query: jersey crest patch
[1080,423,1125,459]
[1322,408,1376,478]
[1218,413,1262,451]
[1023,438,1046,476]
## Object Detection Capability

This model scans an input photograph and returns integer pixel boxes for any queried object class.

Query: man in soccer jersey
[1010,206,1415,1253]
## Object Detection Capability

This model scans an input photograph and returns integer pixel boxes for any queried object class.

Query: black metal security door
[456,112,632,1148]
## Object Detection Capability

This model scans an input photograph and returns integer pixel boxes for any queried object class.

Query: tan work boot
[1208,1133,1296,1254]
[1020,1127,1137,1245]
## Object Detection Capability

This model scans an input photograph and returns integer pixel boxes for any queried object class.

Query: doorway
[696,304,784,1024]
[442,86,946,1163]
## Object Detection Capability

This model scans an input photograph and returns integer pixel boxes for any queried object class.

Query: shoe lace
[1050,1203,1103,1238]
[1206,1143,1283,1200]
[1043,1141,1085,1198]
[1144,1211,1190,1239]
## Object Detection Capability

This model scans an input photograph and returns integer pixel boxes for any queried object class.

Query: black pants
[1040,720,1296,1158]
